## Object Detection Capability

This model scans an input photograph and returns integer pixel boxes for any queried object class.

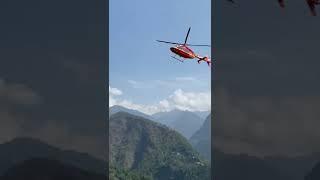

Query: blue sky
[109,0,211,114]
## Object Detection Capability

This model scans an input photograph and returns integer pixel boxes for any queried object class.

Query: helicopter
[157,27,212,67]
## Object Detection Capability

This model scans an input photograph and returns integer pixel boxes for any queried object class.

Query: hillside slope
[190,114,211,160]
[109,112,210,180]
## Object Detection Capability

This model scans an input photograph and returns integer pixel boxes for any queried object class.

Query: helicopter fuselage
[170,45,197,59]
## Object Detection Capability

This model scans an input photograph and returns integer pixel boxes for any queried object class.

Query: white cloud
[109,96,116,107]
[109,85,211,115]
[159,99,170,109]
[167,89,211,112]
[109,86,122,107]
[109,86,122,96]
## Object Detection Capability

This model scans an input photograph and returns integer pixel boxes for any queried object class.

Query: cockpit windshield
[177,46,193,53]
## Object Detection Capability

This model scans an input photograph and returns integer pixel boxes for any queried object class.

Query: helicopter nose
[170,47,178,54]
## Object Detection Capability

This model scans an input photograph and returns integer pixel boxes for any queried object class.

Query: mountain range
[193,111,211,120]
[109,105,208,139]
[109,111,210,180]
[0,138,106,176]
[152,109,206,139]
[1,113,317,180]
[108,106,320,180]
[0,158,106,180]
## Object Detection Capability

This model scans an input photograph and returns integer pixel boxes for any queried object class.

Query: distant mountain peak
[109,105,155,121]
[151,109,206,139]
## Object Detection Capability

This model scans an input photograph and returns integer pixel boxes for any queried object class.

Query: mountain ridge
[109,105,155,121]
[1,157,106,180]
[0,137,106,175]
[152,109,205,139]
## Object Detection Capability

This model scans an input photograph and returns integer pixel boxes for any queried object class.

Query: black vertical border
[105,0,110,178]
[211,0,216,179]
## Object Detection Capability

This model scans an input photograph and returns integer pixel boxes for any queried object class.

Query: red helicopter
[278,0,320,16]
[157,27,212,67]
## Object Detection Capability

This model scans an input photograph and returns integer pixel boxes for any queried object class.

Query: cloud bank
[109,85,211,115]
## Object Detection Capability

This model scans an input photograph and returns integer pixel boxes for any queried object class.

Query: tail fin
[207,60,211,67]
[200,56,211,67]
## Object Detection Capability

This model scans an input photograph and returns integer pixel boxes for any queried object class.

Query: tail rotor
[207,59,211,67]
[197,55,211,67]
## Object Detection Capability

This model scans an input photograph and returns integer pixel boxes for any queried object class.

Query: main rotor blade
[184,27,191,44]
[157,40,211,47]
[171,56,184,62]
[186,44,211,47]
[156,40,184,45]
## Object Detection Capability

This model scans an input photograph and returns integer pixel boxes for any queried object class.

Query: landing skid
[171,56,184,62]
